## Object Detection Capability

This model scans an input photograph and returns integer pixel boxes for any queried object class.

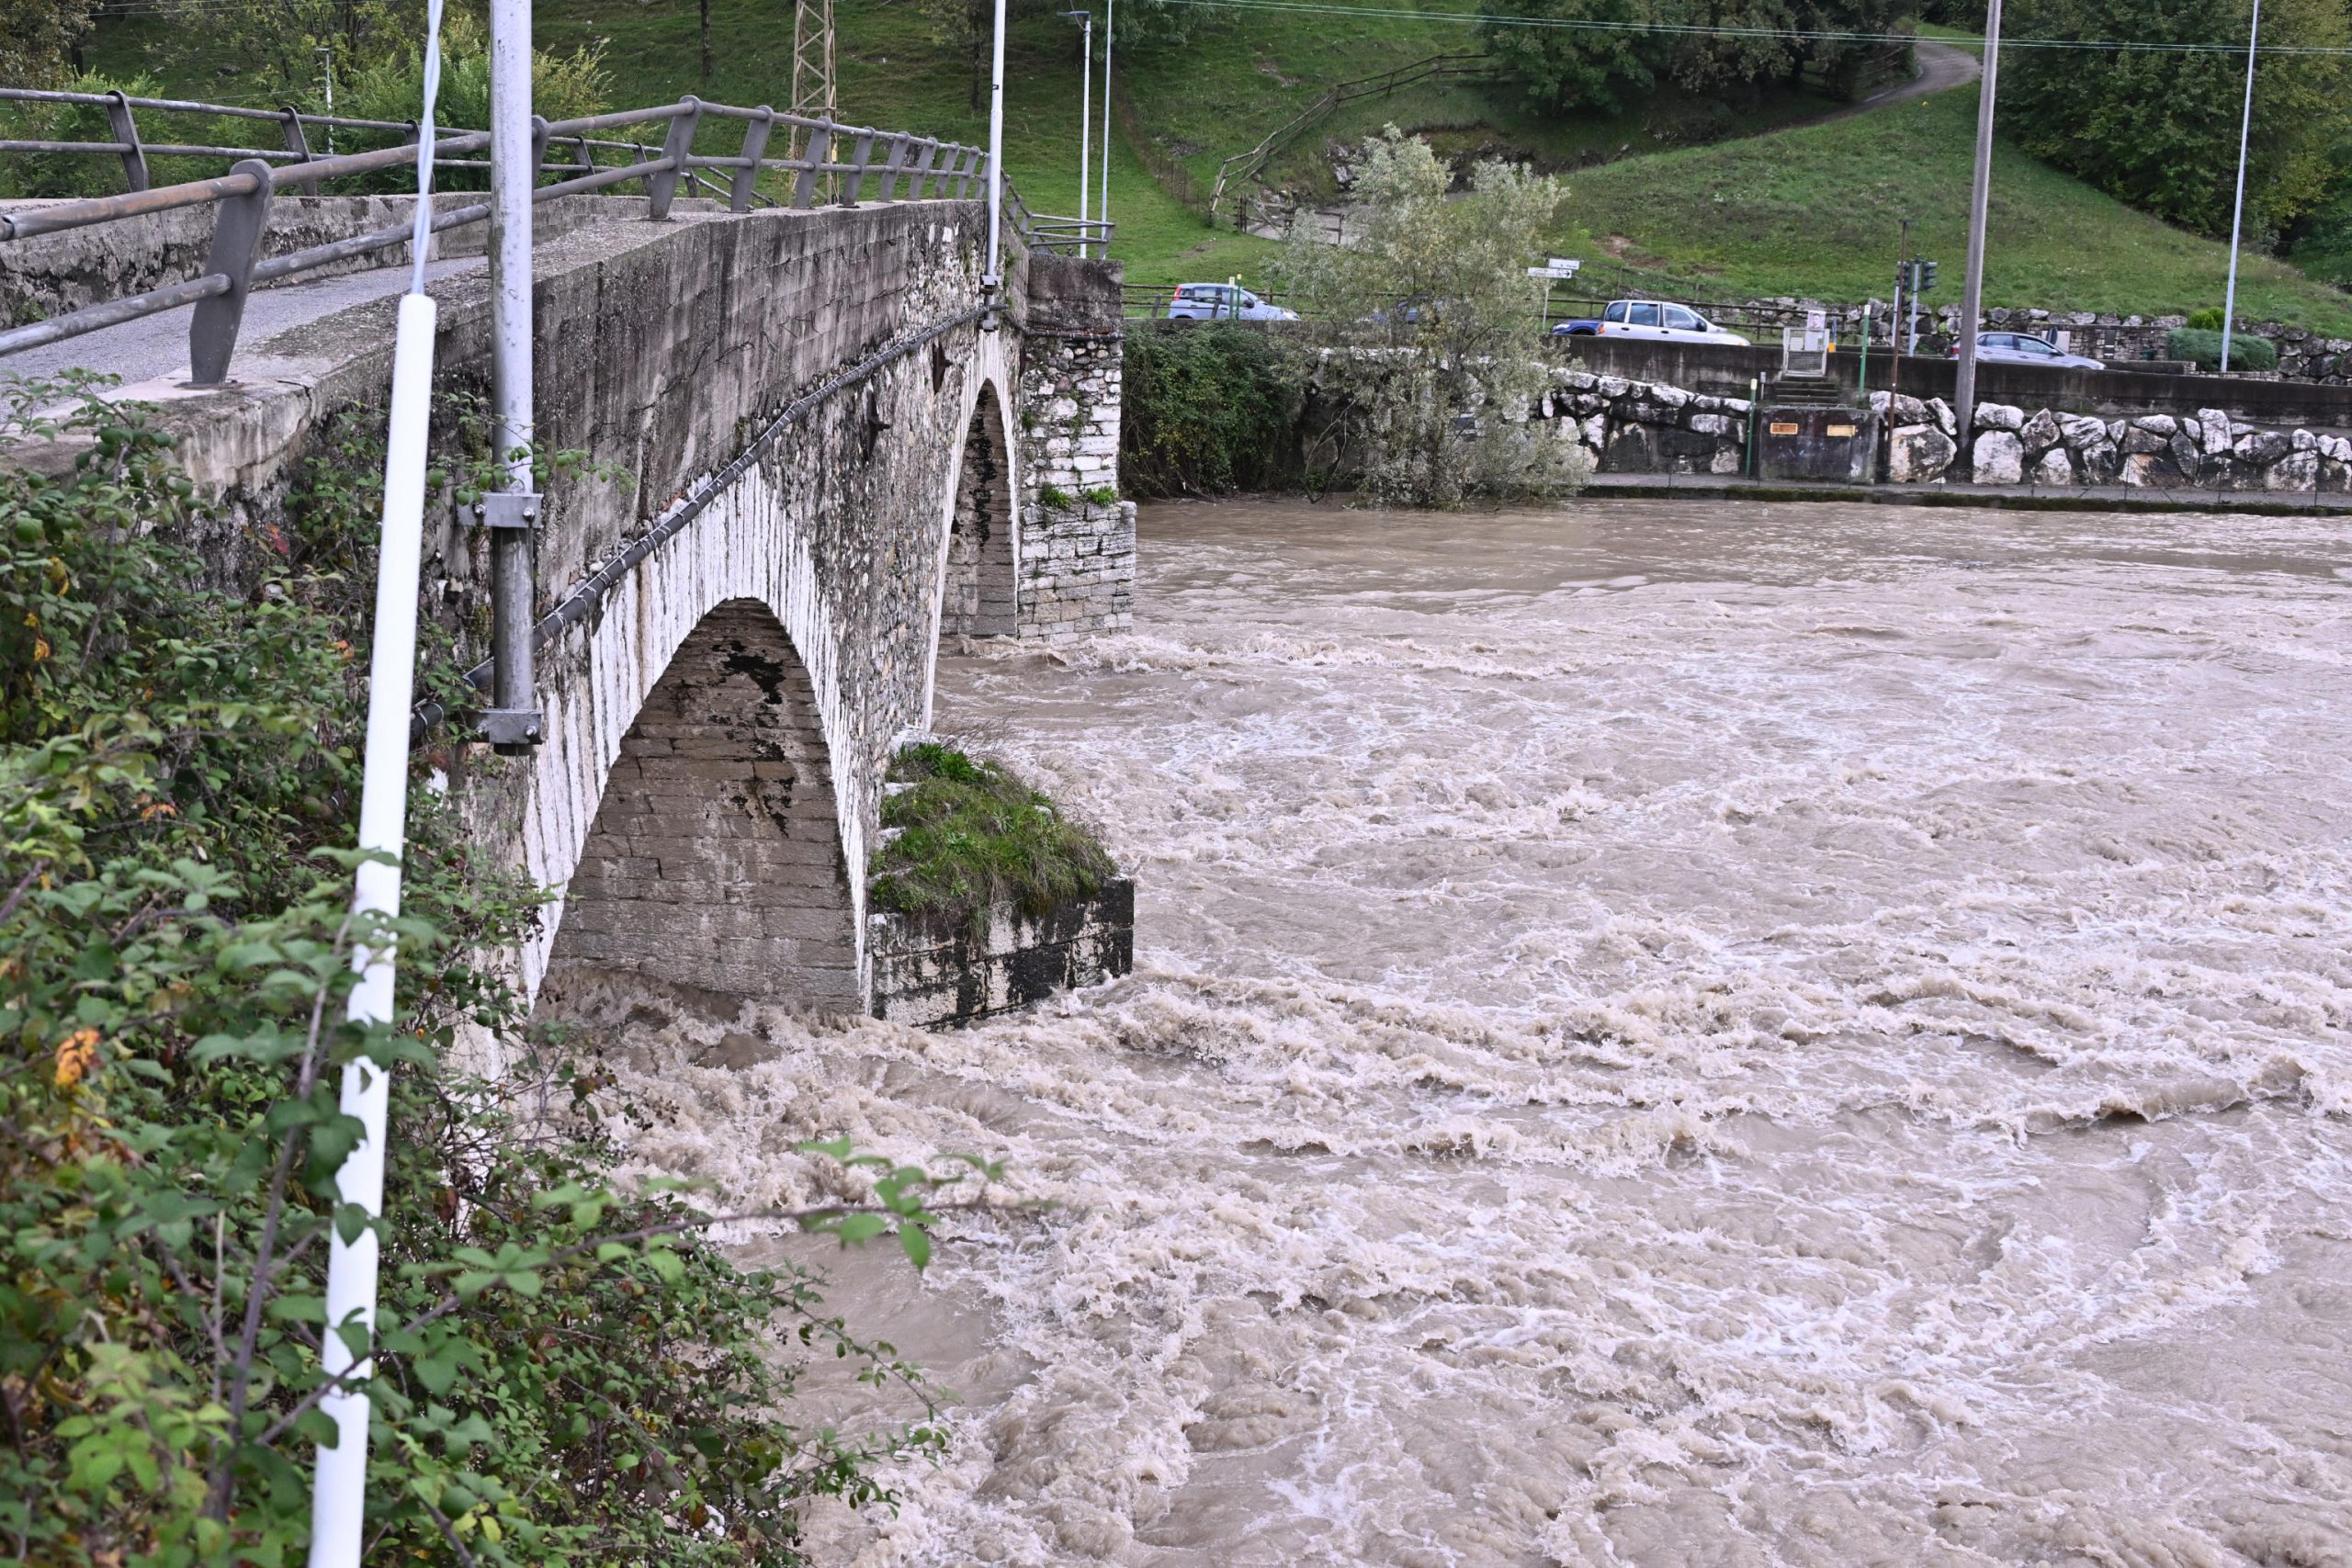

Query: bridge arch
[539,598,859,1009]
[936,378,1020,639]
[519,322,1024,1014]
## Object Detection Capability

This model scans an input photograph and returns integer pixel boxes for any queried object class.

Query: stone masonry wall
[1015,254,1135,641]
[1542,367,1753,475]
[869,880,1136,1028]
[1872,390,2352,491]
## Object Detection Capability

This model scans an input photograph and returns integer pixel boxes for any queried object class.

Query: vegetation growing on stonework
[0,378,964,1566]
[1121,323,1305,499]
[870,742,1117,926]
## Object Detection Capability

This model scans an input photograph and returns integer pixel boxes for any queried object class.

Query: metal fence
[0,85,1106,383]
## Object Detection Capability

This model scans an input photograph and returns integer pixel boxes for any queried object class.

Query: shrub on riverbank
[0,378,941,1565]
[1122,322,1306,498]
[870,742,1116,927]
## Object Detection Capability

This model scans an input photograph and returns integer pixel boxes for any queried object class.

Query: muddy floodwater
[569,497,2352,1565]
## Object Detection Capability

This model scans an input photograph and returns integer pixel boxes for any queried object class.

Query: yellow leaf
[54,1028,100,1089]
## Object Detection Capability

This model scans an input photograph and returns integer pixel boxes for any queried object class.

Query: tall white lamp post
[1058,9,1093,257]
[2220,0,2262,374]
[1098,0,1114,245]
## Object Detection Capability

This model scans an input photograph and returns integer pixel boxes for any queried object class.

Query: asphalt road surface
[1,255,483,389]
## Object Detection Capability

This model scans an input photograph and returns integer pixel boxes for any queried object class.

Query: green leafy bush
[2185,306,2226,331]
[870,742,1117,926]
[1,378,950,1566]
[2165,327,2279,370]
[1122,322,1306,498]
[2005,0,2352,237]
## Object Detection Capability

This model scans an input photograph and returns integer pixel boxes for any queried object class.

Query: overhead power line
[1154,0,2352,56]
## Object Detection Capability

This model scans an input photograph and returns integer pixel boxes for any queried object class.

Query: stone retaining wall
[1871,390,2352,491]
[1542,368,1752,474]
[1526,364,2351,492]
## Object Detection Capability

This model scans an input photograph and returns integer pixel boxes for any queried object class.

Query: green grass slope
[1556,85,2352,333]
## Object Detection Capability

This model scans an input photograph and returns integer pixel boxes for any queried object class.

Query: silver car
[1167,283,1296,321]
[1953,331,2104,369]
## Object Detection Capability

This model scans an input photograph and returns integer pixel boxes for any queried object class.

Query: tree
[152,0,426,96]
[1484,0,1916,113]
[2004,0,2352,238]
[0,0,98,85]
[1272,129,1590,508]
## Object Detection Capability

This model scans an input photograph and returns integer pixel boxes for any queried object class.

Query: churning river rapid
[562,497,2352,1566]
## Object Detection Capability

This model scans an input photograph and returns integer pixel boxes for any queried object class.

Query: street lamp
[1098,0,1114,248]
[1058,9,1092,257]
[2220,0,2262,374]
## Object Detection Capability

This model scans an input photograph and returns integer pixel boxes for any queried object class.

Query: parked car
[1362,296,1453,327]
[1950,331,2104,369]
[1167,283,1296,321]
[1550,318,1600,336]
[1589,300,1749,345]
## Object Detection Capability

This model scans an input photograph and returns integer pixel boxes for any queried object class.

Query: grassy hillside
[80,3,2352,326]
[1555,86,2352,333]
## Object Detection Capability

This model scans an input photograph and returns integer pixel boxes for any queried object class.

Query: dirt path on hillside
[1808,39,1982,127]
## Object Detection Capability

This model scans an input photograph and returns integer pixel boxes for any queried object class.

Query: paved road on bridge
[2,256,483,389]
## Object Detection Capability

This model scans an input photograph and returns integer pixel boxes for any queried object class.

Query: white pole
[984,0,1006,295]
[2221,0,2260,374]
[1075,13,1091,258]
[307,293,433,1568]
[310,6,441,1560]
[1952,0,2001,448]
[1098,0,1113,247]
[486,0,537,749]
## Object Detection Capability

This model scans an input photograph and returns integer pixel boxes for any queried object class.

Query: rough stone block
[1972,430,2025,485]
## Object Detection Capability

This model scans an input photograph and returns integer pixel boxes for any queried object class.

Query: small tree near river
[1272,128,1590,509]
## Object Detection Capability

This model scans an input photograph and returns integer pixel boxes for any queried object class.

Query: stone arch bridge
[11,195,1130,1014]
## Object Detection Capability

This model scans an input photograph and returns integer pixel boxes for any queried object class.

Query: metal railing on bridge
[0,86,1109,384]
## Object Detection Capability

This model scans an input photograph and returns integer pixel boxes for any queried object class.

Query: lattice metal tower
[788,0,838,175]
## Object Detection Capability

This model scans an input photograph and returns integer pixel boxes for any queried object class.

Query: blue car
[1550,319,1600,337]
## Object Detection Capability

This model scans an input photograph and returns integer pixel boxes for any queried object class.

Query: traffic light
[1917,259,1939,293]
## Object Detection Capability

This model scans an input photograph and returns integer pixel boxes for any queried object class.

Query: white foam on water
[548,498,2352,1566]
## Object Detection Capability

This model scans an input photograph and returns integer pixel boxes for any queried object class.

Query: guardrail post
[280,107,320,196]
[873,133,909,202]
[103,90,148,193]
[647,96,703,219]
[840,129,876,205]
[952,148,979,198]
[791,124,829,209]
[187,159,275,387]
[529,114,552,188]
[731,107,774,212]
[906,140,939,199]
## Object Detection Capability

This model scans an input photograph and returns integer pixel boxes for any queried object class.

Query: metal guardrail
[1206,52,1496,225]
[0,85,1102,381]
